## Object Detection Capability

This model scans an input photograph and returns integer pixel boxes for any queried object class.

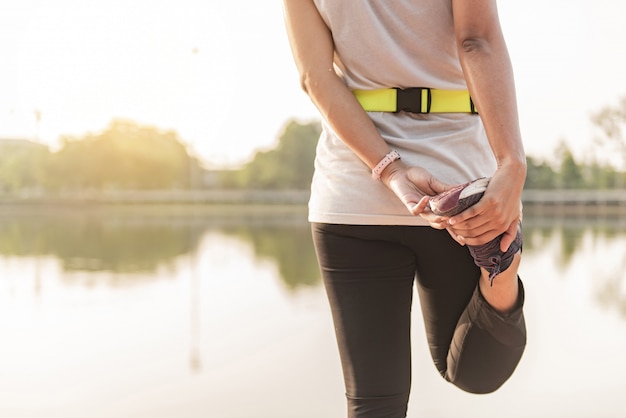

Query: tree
[525,156,557,189]
[46,120,199,190]
[592,96,626,187]
[556,143,585,189]
[0,140,50,193]
[234,119,321,189]
[585,159,619,189]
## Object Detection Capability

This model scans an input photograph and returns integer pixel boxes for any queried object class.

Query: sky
[1,0,626,168]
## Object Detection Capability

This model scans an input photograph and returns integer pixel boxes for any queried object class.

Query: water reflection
[0,205,318,289]
[1,207,625,321]
[1,206,626,417]
[523,214,626,319]
[0,213,201,274]
[221,224,319,289]
[523,215,626,263]
[0,207,624,294]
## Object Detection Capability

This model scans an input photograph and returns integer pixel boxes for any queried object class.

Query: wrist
[497,154,527,173]
[371,150,401,180]
[379,158,406,184]
[497,158,527,184]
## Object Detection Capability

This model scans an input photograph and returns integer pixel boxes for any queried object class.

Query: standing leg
[312,223,417,418]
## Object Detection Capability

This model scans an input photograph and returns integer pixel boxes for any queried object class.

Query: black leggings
[312,223,526,418]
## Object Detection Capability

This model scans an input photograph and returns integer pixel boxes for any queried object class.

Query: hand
[380,160,450,215]
[445,162,526,250]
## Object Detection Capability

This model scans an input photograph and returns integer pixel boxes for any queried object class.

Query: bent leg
[446,277,526,393]
[410,228,526,394]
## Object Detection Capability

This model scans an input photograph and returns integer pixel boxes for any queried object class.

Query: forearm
[453,0,526,180]
[300,69,392,170]
[458,38,526,173]
[283,0,391,171]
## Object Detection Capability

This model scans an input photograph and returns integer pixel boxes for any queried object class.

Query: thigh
[312,223,416,412]
[404,227,481,375]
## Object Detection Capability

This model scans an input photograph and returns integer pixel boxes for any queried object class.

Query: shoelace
[468,225,522,286]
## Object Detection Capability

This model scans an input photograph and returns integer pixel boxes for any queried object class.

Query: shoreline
[2,189,626,216]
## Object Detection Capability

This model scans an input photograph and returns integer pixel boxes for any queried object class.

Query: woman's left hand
[380,160,451,215]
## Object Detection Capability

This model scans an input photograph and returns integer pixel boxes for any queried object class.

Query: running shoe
[428,177,523,285]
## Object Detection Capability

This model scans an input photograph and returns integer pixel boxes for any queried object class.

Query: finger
[447,218,494,240]
[420,209,447,223]
[407,170,451,196]
[426,176,453,196]
[447,202,484,226]
[423,213,449,230]
[409,195,430,215]
[447,227,466,246]
[499,219,520,252]
[456,228,502,246]
[419,211,450,229]
[429,221,449,230]
[448,219,492,241]
[420,212,450,229]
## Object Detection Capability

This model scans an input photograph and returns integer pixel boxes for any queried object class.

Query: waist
[353,87,477,114]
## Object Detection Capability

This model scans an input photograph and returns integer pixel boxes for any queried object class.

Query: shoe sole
[428,177,489,217]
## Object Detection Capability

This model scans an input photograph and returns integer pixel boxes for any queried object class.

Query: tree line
[228,98,626,190]
[0,120,203,193]
[1,98,626,193]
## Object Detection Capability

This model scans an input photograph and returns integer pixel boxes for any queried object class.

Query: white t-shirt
[309,0,498,226]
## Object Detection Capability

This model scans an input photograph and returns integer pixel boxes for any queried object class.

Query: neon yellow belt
[353,88,477,114]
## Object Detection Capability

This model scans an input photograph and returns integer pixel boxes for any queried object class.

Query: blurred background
[1,1,626,417]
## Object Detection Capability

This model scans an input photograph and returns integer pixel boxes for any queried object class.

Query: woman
[283,1,527,417]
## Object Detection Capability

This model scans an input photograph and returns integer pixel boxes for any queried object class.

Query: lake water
[0,205,625,418]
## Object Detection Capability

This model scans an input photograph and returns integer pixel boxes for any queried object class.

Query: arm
[449,0,527,249]
[283,0,388,169]
[282,0,448,212]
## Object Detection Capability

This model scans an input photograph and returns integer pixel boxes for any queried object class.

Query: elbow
[459,36,491,55]
[299,69,323,95]
[299,71,314,95]
[299,68,331,96]
[457,26,507,57]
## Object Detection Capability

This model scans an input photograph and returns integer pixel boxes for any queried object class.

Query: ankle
[478,252,521,315]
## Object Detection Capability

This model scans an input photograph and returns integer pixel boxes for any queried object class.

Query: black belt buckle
[395,87,431,114]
